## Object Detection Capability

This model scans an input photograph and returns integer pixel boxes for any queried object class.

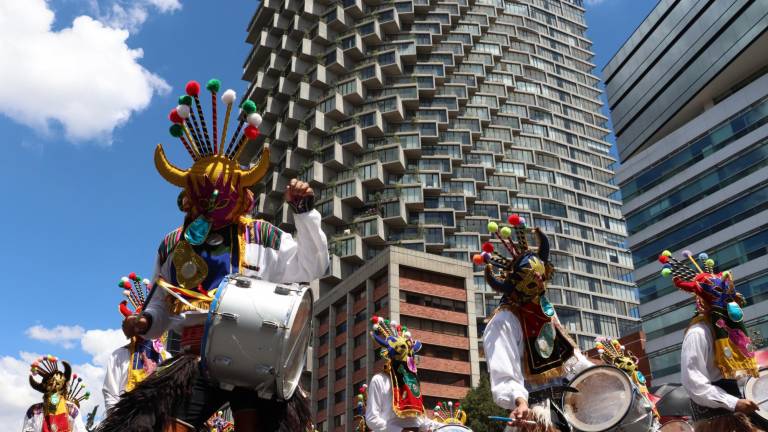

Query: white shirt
[681,321,739,411]
[143,210,329,339]
[483,309,592,409]
[22,402,87,432]
[365,373,438,432]
[102,346,130,412]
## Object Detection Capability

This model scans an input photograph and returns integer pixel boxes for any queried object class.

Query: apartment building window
[353,357,365,370]
[318,333,329,346]
[400,316,468,337]
[318,376,327,390]
[335,344,347,358]
[583,312,618,337]
[354,333,366,348]
[401,292,467,313]
[336,367,346,379]
[336,322,347,335]
[510,197,540,212]
[318,354,328,367]
[418,370,470,386]
[488,175,516,189]
[334,414,345,428]
[533,217,561,233]
[317,398,327,412]
[374,298,389,312]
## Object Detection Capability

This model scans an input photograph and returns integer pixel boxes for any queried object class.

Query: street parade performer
[660,250,764,432]
[365,316,439,432]
[103,273,170,412]
[23,355,89,432]
[354,384,370,432]
[98,78,329,432]
[477,215,592,432]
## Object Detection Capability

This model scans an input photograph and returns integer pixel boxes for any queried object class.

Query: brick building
[311,247,478,432]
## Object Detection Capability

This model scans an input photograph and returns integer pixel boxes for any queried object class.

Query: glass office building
[604,0,768,383]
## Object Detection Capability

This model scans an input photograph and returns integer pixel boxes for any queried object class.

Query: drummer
[102,273,170,412]
[365,316,441,432]
[659,251,764,432]
[102,79,329,432]
[476,216,592,431]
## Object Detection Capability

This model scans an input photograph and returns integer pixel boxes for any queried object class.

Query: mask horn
[154,144,189,187]
[240,146,271,187]
[535,228,550,263]
[29,376,46,393]
[62,361,72,382]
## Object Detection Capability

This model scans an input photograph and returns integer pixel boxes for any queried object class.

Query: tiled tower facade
[241,0,638,374]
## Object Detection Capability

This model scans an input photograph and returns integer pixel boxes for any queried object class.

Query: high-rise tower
[241,0,639,428]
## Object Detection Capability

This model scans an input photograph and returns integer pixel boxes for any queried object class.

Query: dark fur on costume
[96,354,199,432]
[277,386,312,432]
[694,413,764,432]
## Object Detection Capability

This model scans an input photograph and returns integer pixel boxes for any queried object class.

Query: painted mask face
[511,252,547,297]
[185,173,254,229]
[694,272,734,309]
[45,372,67,394]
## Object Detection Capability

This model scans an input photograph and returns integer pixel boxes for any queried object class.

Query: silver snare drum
[744,367,768,424]
[201,274,313,400]
[563,365,653,432]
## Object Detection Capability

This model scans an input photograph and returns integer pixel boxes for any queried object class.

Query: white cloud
[26,325,85,349]
[584,0,608,5]
[91,0,182,33]
[0,0,171,144]
[1,327,128,429]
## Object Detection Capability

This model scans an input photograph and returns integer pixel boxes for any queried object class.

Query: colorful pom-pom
[129,272,138,280]
[682,250,692,258]
[169,108,183,124]
[661,250,672,257]
[142,278,151,285]
[472,254,484,265]
[508,214,521,226]
[247,113,263,128]
[705,259,715,268]
[371,316,379,324]
[206,79,221,93]
[221,89,236,104]
[177,104,191,119]
[122,290,131,297]
[661,268,672,277]
[500,226,512,238]
[178,95,193,106]
[519,216,526,226]
[481,242,494,253]
[723,271,731,279]
[698,253,709,261]
[598,349,604,354]
[658,255,669,264]
[185,81,201,96]
[123,281,132,289]
[241,100,257,114]
[404,331,411,338]
[244,125,260,139]
[481,251,491,262]
[170,124,184,138]
[487,221,499,233]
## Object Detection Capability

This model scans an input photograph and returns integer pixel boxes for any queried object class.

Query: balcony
[358,111,385,136]
[309,111,334,134]
[330,234,364,263]
[359,20,382,45]
[335,177,364,206]
[380,199,407,226]
[319,142,346,171]
[356,160,384,188]
[339,33,365,59]
[376,50,402,75]
[277,76,298,96]
[272,121,295,145]
[301,0,324,18]
[335,124,364,153]
[359,63,383,88]
[322,5,348,31]
[343,0,365,18]
[272,12,292,33]
[356,215,386,244]
[340,77,365,105]
[298,81,323,104]
[285,100,309,126]
[278,34,300,56]
[318,92,347,121]
[320,254,343,283]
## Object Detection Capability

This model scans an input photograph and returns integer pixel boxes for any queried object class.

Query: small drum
[200,274,313,400]
[744,367,768,423]
[563,365,654,432]
[434,426,472,432]
[659,420,693,431]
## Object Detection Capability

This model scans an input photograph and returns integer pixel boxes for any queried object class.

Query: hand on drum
[284,179,314,202]
[122,314,150,338]
[736,399,760,414]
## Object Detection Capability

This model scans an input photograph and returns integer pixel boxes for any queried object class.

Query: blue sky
[0,0,657,425]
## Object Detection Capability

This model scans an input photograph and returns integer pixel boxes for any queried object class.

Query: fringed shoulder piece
[242,217,283,250]
[158,227,183,264]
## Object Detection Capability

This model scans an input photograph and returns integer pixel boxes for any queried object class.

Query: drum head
[278,287,313,399]
[659,420,694,431]
[563,365,634,431]
[435,426,472,432]
[744,367,768,421]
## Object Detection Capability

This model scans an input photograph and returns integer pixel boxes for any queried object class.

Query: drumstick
[755,396,768,406]
[487,416,537,425]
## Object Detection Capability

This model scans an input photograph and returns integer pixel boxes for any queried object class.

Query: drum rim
[276,285,314,400]
[562,365,637,431]
[200,275,231,369]
[434,425,472,431]
[744,366,768,420]
[659,419,694,431]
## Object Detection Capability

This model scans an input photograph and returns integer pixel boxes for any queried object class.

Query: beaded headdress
[370,315,422,371]
[432,400,467,425]
[29,355,90,406]
[472,214,554,305]
[595,338,658,419]
[659,250,758,379]
[155,79,271,231]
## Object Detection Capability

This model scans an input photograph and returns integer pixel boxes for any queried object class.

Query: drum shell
[659,420,694,431]
[202,276,313,400]
[744,367,768,424]
[563,365,654,432]
[434,425,473,432]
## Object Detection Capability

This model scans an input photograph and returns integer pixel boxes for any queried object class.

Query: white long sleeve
[71,408,87,432]
[681,321,739,411]
[483,309,529,408]
[143,209,329,339]
[365,373,433,432]
[102,346,130,412]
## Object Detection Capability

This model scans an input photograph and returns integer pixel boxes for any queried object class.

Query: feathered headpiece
[659,250,758,379]
[29,355,90,406]
[354,384,368,432]
[595,338,658,418]
[432,400,467,425]
[370,315,422,371]
[472,214,554,304]
[156,79,271,230]
[117,272,152,318]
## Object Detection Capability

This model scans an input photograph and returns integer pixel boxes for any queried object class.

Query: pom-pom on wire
[185,81,201,96]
